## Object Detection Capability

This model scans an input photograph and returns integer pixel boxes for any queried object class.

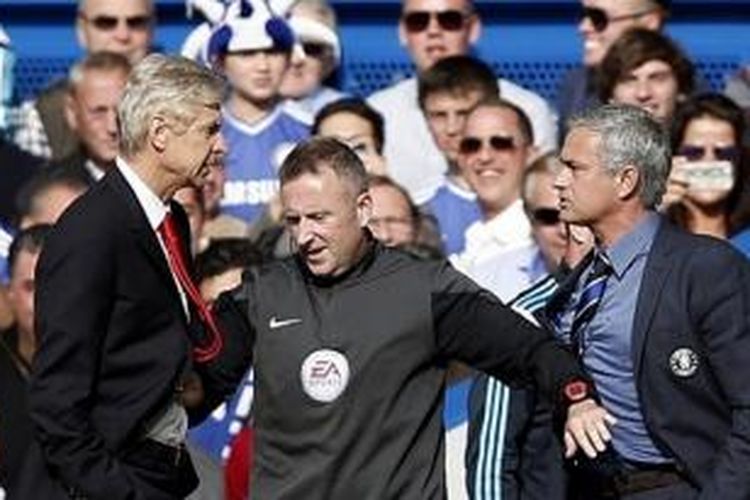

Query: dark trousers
[119,439,199,500]
[568,448,696,500]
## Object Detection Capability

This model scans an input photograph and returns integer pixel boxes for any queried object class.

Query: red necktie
[158,212,223,363]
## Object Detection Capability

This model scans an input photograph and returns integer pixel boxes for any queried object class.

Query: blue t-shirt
[731,226,750,259]
[220,102,310,224]
[424,181,482,256]
[188,368,254,462]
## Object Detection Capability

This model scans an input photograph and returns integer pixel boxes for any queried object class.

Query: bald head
[77,0,154,64]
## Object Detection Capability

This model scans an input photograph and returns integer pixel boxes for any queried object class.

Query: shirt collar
[84,159,106,182]
[603,211,661,279]
[475,198,531,244]
[116,156,168,230]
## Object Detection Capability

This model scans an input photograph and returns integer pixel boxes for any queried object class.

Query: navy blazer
[547,217,750,499]
[27,168,251,499]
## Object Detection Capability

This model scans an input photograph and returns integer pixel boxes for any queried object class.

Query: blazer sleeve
[29,224,141,499]
[690,244,750,499]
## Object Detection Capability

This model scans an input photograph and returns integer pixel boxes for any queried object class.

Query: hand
[564,398,617,459]
[659,156,690,211]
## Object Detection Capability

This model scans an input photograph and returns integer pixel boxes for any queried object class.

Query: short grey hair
[117,53,224,157]
[568,104,671,208]
[68,51,131,91]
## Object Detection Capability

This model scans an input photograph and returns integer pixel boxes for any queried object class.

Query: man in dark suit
[28,54,251,499]
[552,103,750,499]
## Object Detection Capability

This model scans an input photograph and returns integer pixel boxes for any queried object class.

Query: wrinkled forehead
[80,0,153,16]
[583,0,650,15]
[402,0,472,13]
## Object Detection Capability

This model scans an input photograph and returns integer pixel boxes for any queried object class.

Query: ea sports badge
[669,347,699,378]
[300,349,350,403]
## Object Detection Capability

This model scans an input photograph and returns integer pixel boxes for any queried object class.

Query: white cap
[205,0,295,63]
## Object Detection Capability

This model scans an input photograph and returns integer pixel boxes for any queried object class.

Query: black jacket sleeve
[431,262,587,405]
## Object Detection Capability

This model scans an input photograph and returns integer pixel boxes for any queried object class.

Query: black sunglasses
[402,10,468,33]
[530,207,561,226]
[302,42,329,58]
[580,6,656,33]
[677,144,740,163]
[459,135,516,155]
[84,14,152,31]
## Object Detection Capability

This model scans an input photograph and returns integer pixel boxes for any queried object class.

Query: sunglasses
[302,42,329,58]
[580,6,656,33]
[83,14,152,31]
[402,10,468,33]
[677,145,740,163]
[530,207,561,226]
[459,135,517,155]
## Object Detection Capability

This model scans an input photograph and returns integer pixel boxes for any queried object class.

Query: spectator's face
[611,59,680,123]
[174,187,205,255]
[8,249,39,338]
[65,68,127,166]
[459,106,531,219]
[317,112,387,175]
[77,0,153,64]
[678,115,738,206]
[281,167,372,277]
[578,0,659,67]
[223,49,291,106]
[22,184,86,229]
[423,89,484,162]
[555,127,620,226]
[399,0,480,73]
[524,171,568,270]
[280,42,334,99]
[201,164,226,216]
[368,184,416,246]
[280,2,337,99]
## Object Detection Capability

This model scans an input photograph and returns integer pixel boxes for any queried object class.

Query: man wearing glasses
[451,97,536,274]
[368,0,557,205]
[13,0,154,160]
[557,0,668,137]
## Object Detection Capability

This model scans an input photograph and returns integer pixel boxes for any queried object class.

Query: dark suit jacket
[546,218,750,499]
[27,168,251,499]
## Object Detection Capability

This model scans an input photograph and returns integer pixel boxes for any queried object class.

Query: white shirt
[451,198,532,274]
[117,156,189,446]
[368,77,558,203]
[85,159,106,182]
[469,242,548,302]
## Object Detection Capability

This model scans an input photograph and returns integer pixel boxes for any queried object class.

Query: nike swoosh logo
[269,316,302,329]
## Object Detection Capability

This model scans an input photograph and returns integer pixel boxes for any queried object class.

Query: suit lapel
[107,168,182,304]
[631,221,674,375]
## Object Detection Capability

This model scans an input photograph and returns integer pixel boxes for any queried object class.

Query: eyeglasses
[580,6,657,33]
[401,10,468,33]
[677,144,740,163]
[82,14,152,32]
[529,207,561,226]
[301,42,329,58]
[459,135,517,155]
